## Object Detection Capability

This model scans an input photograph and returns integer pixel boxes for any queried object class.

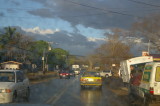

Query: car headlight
[1,89,12,93]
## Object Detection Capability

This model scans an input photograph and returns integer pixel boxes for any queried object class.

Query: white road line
[45,78,77,104]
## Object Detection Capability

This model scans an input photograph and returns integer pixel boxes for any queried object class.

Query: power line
[127,0,160,8]
[0,13,108,19]
[65,0,143,18]
[1,6,160,12]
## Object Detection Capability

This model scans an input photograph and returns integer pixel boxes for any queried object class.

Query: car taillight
[1,89,12,93]
[81,79,88,81]
[66,74,69,75]
[6,89,12,93]
[60,74,63,75]
[150,87,154,95]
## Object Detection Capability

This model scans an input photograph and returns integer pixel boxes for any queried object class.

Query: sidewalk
[27,71,59,84]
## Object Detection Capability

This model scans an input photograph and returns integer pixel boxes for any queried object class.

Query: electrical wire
[65,0,143,18]
[127,0,160,8]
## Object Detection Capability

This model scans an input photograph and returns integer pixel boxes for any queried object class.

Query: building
[0,61,22,70]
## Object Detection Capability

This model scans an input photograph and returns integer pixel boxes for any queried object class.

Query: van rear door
[154,66,160,95]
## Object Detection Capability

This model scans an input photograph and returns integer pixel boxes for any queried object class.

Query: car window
[155,66,160,82]
[83,72,100,77]
[142,66,152,82]
[103,70,111,73]
[16,71,24,82]
[0,72,15,82]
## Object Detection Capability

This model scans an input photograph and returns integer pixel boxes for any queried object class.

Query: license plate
[88,79,94,81]
[63,75,65,77]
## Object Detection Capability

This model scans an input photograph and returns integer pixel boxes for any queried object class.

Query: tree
[0,27,34,62]
[132,14,160,52]
[49,48,69,69]
[93,28,133,71]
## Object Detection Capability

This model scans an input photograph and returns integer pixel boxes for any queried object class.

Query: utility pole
[42,49,45,74]
[148,40,150,54]
[45,42,52,72]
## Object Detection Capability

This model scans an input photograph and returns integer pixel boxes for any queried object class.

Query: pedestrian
[130,65,136,84]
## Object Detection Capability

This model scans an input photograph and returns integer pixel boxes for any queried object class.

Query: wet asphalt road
[1,75,130,106]
[29,75,129,106]
[1,75,160,106]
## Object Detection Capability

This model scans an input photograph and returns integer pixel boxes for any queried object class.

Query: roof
[0,61,22,65]
[150,54,160,61]
[150,54,160,58]
[0,69,20,72]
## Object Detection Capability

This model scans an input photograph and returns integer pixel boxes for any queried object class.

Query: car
[0,69,30,103]
[69,70,75,77]
[80,71,102,89]
[59,70,70,79]
[100,70,112,78]
[74,69,80,75]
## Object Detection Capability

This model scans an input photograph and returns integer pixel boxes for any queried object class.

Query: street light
[42,42,52,74]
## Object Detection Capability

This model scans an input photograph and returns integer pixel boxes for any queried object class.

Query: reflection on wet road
[2,76,130,106]
[80,89,102,106]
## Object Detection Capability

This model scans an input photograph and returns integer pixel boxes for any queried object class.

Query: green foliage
[30,40,49,56]
[48,48,69,68]
[0,26,72,70]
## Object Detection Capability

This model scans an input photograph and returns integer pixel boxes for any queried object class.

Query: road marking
[45,78,77,104]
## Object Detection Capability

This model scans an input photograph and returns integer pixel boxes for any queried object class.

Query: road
[29,76,129,106]
[2,75,160,106]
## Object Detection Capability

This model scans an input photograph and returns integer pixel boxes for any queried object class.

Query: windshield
[83,72,100,77]
[0,72,15,82]
[1,0,160,105]
[104,70,111,73]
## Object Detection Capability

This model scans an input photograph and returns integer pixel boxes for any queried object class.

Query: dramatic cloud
[0,12,4,16]
[87,37,105,42]
[29,0,160,29]
[10,0,20,6]
[17,27,100,55]
[22,27,60,35]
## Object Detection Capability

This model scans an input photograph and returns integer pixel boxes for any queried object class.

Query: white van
[120,56,153,85]
[130,62,160,105]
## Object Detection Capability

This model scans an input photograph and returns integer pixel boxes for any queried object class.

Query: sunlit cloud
[22,27,60,35]
[87,37,105,42]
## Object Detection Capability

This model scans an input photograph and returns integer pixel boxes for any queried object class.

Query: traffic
[1,0,160,106]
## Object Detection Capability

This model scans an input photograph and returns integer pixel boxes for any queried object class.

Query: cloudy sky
[0,0,160,55]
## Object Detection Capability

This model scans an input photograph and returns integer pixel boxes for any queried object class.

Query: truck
[72,65,80,75]
[119,56,153,86]
[72,65,79,69]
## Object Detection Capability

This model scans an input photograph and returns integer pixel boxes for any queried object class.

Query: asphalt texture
[1,76,160,106]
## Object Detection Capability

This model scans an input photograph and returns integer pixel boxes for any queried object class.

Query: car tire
[12,91,17,103]
[143,95,149,106]
[81,85,85,89]
[105,74,109,78]
[24,88,30,102]
[99,85,102,90]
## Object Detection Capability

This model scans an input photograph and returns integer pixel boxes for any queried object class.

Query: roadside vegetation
[0,26,76,74]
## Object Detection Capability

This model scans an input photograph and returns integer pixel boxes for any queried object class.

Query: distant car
[100,70,112,78]
[69,70,75,77]
[74,69,80,75]
[80,71,102,89]
[0,70,30,103]
[59,70,70,79]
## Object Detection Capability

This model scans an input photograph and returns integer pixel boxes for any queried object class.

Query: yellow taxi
[80,71,102,89]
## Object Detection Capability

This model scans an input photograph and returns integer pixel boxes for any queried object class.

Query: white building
[1,61,22,70]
